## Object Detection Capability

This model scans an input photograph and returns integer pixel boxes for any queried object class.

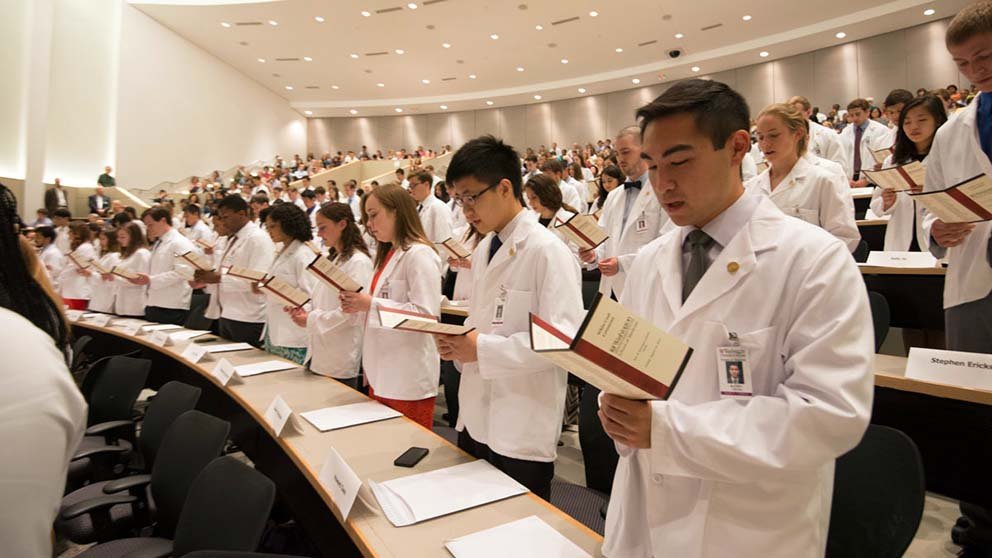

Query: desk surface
[858,265,947,276]
[856,219,889,227]
[874,354,992,406]
[71,317,603,558]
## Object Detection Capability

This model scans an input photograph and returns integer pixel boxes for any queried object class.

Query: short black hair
[111,212,132,226]
[217,194,249,214]
[265,202,312,242]
[36,225,55,241]
[314,186,326,195]
[183,203,201,215]
[635,79,750,150]
[884,89,914,109]
[146,207,171,223]
[301,189,315,199]
[53,208,71,219]
[446,135,523,197]
[250,194,269,206]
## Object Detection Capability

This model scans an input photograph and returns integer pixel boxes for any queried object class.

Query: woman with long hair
[85,228,122,313]
[339,184,442,427]
[287,203,373,384]
[113,222,150,318]
[262,203,316,364]
[591,165,624,214]
[58,222,97,310]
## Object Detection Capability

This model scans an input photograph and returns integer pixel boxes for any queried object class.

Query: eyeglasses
[453,183,498,207]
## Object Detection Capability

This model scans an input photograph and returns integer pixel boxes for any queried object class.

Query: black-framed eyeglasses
[454,183,498,207]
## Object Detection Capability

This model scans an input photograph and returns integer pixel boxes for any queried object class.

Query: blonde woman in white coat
[261,203,316,365]
[113,223,151,317]
[287,203,373,384]
[746,103,860,252]
[58,223,97,310]
[339,184,443,428]
[868,95,948,252]
[86,228,122,313]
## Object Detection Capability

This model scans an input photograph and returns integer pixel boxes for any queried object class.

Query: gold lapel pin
[509,246,517,257]
[727,261,740,273]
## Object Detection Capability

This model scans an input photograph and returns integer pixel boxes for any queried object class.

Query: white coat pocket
[385,279,408,302]
[795,208,820,227]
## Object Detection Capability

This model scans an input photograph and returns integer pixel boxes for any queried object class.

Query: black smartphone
[193,336,219,344]
[394,447,429,468]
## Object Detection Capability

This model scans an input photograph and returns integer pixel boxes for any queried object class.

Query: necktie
[682,230,715,303]
[488,235,503,264]
[417,203,424,214]
[623,180,643,191]
[853,125,864,177]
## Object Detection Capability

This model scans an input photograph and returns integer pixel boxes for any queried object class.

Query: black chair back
[826,425,925,558]
[185,551,308,558]
[70,334,93,373]
[151,410,230,538]
[139,382,202,469]
[86,356,150,426]
[867,291,891,352]
[852,239,870,263]
[172,457,276,557]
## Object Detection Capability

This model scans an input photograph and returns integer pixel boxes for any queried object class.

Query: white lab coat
[806,153,847,181]
[745,157,860,252]
[418,194,454,274]
[741,152,758,182]
[605,195,873,558]
[559,180,585,215]
[86,252,122,313]
[40,244,64,291]
[450,229,481,302]
[362,243,443,400]
[921,96,992,309]
[306,251,373,379]
[458,211,584,461]
[594,176,671,298]
[566,177,590,213]
[59,242,96,300]
[868,155,929,252]
[839,119,892,178]
[808,120,850,172]
[448,198,467,235]
[263,240,316,348]
[113,248,150,316]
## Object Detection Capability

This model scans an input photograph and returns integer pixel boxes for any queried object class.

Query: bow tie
[624,180,643,191]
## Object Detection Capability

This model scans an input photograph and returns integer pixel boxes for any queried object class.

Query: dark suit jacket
[88,194,111,215]
[44,187,65,214]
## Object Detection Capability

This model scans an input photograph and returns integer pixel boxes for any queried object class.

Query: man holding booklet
[596,79,874,557]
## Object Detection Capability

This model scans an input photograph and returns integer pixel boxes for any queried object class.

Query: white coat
[594,175,671,298]
[922,96,992,309]
[362,243,443,400]
[40,244,64,291]
[806,152,847,182]
[306,251,373,379]
[741,152,758,182]
[113,248,150,317]
[86,252,122,313]
[808,120,850,172]
[545,207,582,261]
[458,211,585,461]
[745,157,860,252]
[263,240,316,348]
[59,242,96,300]
[605,195,873,558]
[839,119,892,178]
[418,194,453,244]
[559,180,585,215]
[868,155,929,252]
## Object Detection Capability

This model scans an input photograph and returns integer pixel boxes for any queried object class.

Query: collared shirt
[496,207,529,246]
[623,171,649,228]
[679,190,762,273]
[978,92,992,161]
[146,228,195,310]
[217,221,275,323]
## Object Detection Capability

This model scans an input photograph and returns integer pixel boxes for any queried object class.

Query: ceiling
[131,0,968,117]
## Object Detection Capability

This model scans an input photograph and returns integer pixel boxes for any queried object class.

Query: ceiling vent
[235,21,262,26]
[423,0,447,5]
[304,86,319,89]
[701,23,723,31]
[365,51,390,56]
[442,76,457,81]
[275,57,300,62]
[637,39,658,47]
[551,16,580,26]
[376,6,403,14]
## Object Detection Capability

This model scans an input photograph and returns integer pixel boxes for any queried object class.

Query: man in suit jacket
[88,186,111,216]
[43,178,68,215]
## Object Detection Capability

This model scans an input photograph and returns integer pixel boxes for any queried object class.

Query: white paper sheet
[445,516,592,558]
[142,323,183,332]
[203,342,255,353]
[168,329,211,342]
[300,401,403,432]
[234,360,298,377]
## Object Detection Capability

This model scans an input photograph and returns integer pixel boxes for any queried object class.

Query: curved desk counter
[70,316,603,558]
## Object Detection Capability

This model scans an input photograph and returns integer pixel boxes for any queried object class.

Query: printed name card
[210,358,241,386]
[906,348,992,391]
[865,251,939,268]
[86,313,113,327]
[149,330,171,347]
[180,342,211,364]
[264,395,297,437]
[318,447,362,520]
[121,322,142,336]
[65,309,84,321]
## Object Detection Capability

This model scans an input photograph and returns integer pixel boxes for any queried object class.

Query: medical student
[408,170,453,252]
[436,136,585,501]
[539,159,586,213]
[58,222,96,310]
[113,222,150,318]
[288,203,372,385]
[261,203,316,364]
[130,207,195,325]
[746,103,860,252]
[789,95,850,171]
[34,226,64,291]
[182,204,215,246]
[523,174,581,259]
[881,89,915,150]
[599,78,873,558]
[869,95,948,251]
[339,184,442,428]
[924,7,992,554]
[589,165,623,216]
[566,162,591,213]
[840,97,893,186]
[580,125,670,298]
[85,228,122,314]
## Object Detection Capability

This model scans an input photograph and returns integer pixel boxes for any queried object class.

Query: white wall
[309,18,968,154]
[0,0,29,179]
[116,4,306,190]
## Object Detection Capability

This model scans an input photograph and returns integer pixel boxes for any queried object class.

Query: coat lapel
[619,186,652,241]
[962,100,992,177]
[372,246,405,297]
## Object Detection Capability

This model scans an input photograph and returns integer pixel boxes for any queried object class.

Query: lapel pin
[509,246,516,257]
[727,261,740,273]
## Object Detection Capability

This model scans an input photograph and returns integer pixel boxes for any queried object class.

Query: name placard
[318,447,362,520]
[210,358,240,386]
[180,343,211,364]
[149,330,171,347]
[264,395,297,437]
[865,251,939,268]
[87,313,112,327]
[906,347,992,391]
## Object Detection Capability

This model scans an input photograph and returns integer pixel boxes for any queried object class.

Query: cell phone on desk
[193,336,219,344]
[394,446,429,468]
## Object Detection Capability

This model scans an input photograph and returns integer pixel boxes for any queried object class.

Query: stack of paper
[142,323,183,332]
[871,146,894,165]
[440,237,472,259]
[111,266,139,280]
[261,276,311,307]
[224,265,267,282]
[203,342,255,353]
[178,251,214,271]
[88,259,112,274]
[862,161,925,192]
[168,329,211,342]
[369,460,528,527]
[445,516,592,558]
[234,360,298,377]
[195,238,215,250]
[66,252,90,270]
[299,401,402,432]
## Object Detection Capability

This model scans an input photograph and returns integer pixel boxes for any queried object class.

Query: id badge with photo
[717,333,753,399]
[380,282,391,300]
[635,217,648,233]
[491,286,507,327]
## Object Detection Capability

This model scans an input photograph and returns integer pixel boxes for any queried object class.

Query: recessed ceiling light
[395,108,404,113]
[535,24,544,30]
[835,31,847,39]
[534,94,542,100]
[560,58,569,64]
[350,53,359,59]
[377,82,385,87]
[349,109,358,114]
[615,47,623,53]
[395,49,405,54]
[314,16,325,23]
[578,87,587,93]
[632,78,641,84]
[303,56,313,62]
[421,79,430,84]
[331,85,340,89]
[674,33,684,39]
[285,85,294,90]
[742,15,752,21]
[221,22,232,28]
[442,42,451,48]
[268,20,278,26]
[923,8,935,16]
[486,100,494,105]
[759,51,769,57]
[517,66,525,72]
[407,3,418,9]
[691,66,700,72]
[490,34,499,40]
[440,105,448,110]
[361,10,371,17]
[304,110,313,115]
[589,11,599,17]
[257,58,266,63]
[469,74,477,79]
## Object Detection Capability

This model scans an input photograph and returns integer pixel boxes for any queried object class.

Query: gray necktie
[682,229,715,303]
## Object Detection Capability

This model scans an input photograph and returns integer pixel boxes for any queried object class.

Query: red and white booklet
[911,173,992,223]
[862,161,925,192]
[178,250,214,272]
[553,213,609,250]
[260,276,311,308]
[306,254,363,292]
[376,307,474,336]
[530,294,692,400]
[66,252,91,270]
[223,265,267,282]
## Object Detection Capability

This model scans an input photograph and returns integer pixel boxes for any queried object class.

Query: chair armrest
[120,538,174,558]
[85,420,135,439]
[103,474,151,495]
[60,494,137,520]
[72,444,130,461]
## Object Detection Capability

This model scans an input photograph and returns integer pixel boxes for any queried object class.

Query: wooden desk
[859,266,945,330]
[871,354,992,507]
[856,219,887,252]
[852,188,874,220]
[71,319,603,558]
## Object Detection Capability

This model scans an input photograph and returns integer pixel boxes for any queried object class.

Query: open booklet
[306,254,363,292]
[66,252,91,270]
[553,213,609,250]
[376,307,474,336]
[177,250,214,272]
[530,293,692,400]
[910,173,992,223]
[440,237,473,260]
[862,160,925,192]
[111,266,139,280]
[194,237,215,250]
[87,259,112,275]
[870,146,894,165]
[260,276,311,308]
[223,265,268,282]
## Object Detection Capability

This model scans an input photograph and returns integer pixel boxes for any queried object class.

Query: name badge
[906,347,992,391]
[380,283,391,300]
[492,286,507,327]
[264,395,298,437]
[716,333,753,399]
[635,218,648,233]
[318,447,362,520]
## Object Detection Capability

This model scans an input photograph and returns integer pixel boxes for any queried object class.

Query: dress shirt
[679,191,762,273]
[146,228,195,310]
